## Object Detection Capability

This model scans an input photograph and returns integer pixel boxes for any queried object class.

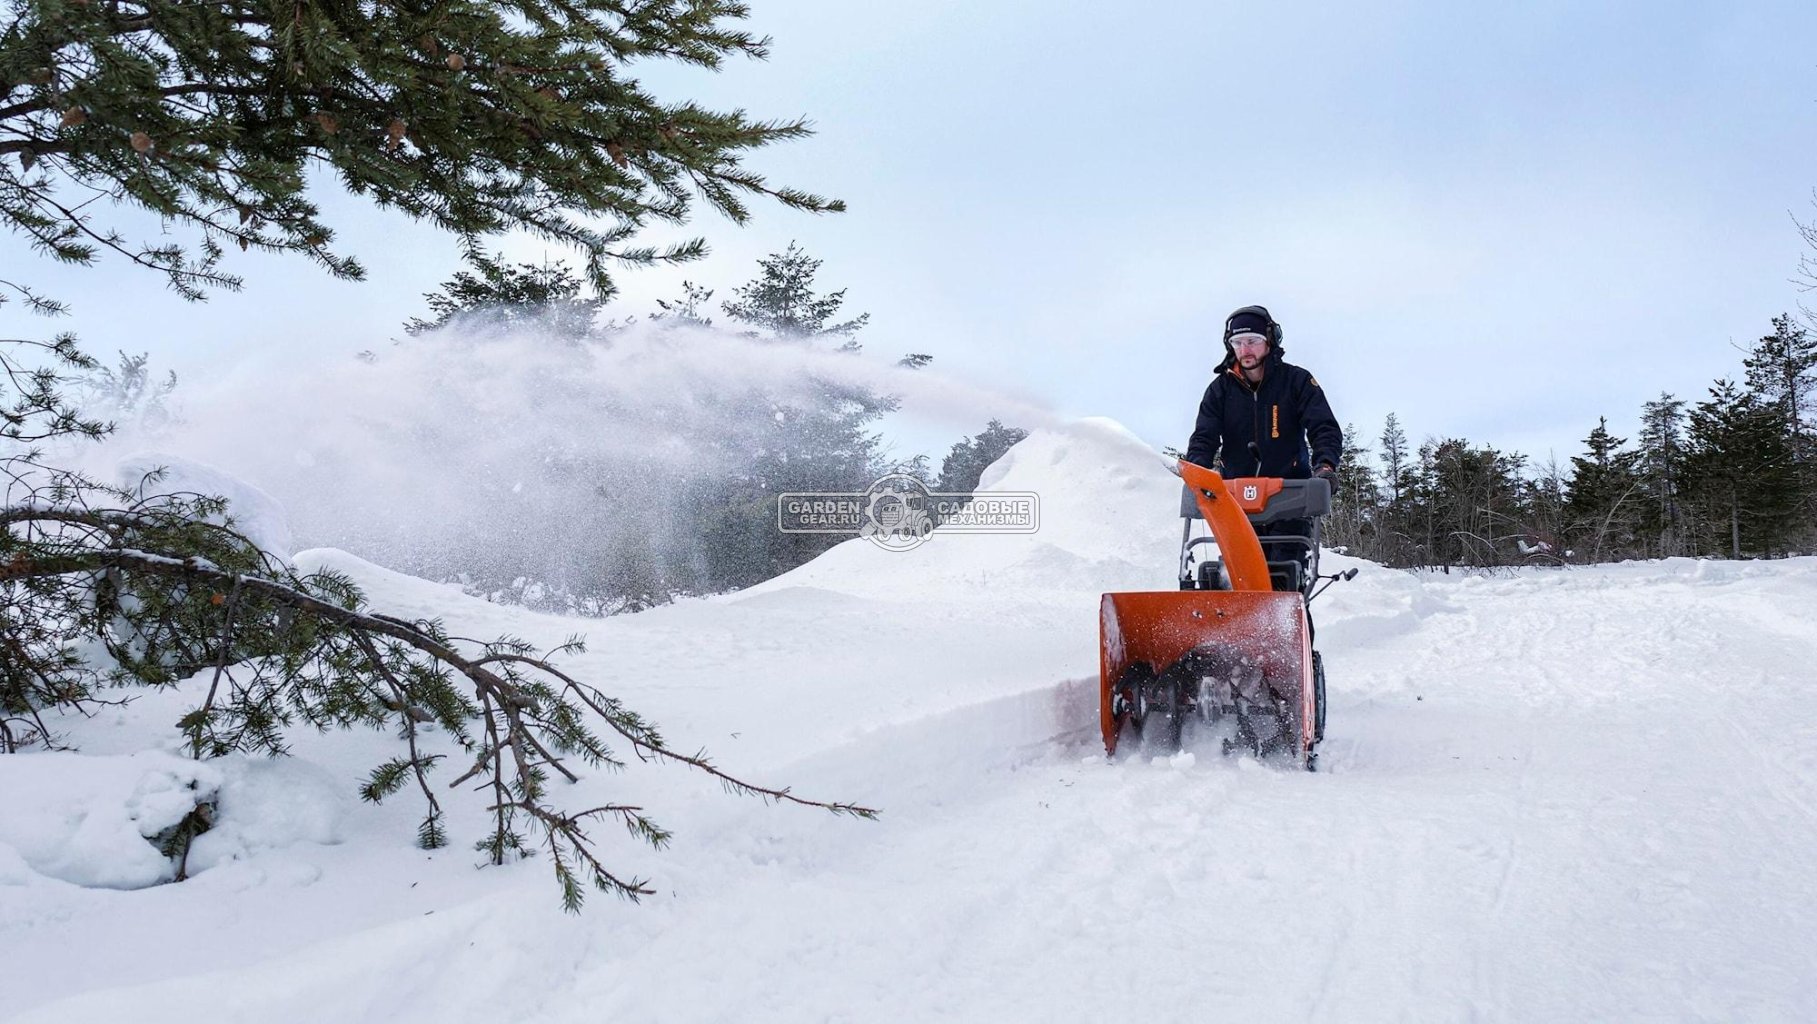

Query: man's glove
[1314,464,1338,491]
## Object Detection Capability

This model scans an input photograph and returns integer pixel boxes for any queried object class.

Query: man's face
[1229,332,1269,371]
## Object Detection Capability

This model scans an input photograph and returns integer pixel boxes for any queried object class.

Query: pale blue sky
[5,1,1816,468]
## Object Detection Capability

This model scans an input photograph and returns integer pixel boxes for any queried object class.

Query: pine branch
[0,500,875,909]
[2,0,843,298]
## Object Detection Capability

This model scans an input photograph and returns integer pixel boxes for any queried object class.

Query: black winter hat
[1223,305,1279,343]
[1215,305,1284,373]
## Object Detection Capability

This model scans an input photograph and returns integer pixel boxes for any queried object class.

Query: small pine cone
[446,53,466,71]
[60,107,87,127]
[312,111,340,134]
[607,141,628,168]
[130,131,152,153]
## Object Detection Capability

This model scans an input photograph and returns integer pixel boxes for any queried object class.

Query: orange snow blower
[1100,460,1344,769]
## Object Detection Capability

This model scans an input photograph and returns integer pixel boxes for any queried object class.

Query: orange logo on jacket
[1271,405,1280,439]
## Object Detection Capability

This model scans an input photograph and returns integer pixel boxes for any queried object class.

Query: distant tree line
[1324,314,1817,567]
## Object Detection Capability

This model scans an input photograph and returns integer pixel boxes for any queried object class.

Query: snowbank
[114,452,296,560]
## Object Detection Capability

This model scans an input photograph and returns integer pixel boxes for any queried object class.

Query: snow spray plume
[89,318,1058,610]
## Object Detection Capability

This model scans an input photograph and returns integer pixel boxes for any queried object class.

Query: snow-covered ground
[5,420,1816,1023]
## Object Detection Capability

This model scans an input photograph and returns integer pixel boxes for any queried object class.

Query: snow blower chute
[1100,460,1338,768]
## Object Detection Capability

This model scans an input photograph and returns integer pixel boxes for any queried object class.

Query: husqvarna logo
[1242,484,1259,502]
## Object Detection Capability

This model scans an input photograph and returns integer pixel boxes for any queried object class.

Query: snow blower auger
[1100,459,1344,770]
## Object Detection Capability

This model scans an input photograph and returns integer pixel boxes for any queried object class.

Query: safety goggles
[1228,332,1269,351]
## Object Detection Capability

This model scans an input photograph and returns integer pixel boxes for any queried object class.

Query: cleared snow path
[545,559,1817,1024]
[6,423,1816,1023]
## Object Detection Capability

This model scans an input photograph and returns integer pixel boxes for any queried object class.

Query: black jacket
[1184,351,1342,478]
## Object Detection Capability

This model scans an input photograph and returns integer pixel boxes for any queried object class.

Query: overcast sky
[6,0,1817,469]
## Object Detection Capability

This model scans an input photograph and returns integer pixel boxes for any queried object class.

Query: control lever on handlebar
[1307,567,1359,605]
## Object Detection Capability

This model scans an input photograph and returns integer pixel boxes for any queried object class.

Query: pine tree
[1414,438,1527,567]
[1323,425,1379,554]
[1684,380,1800,557]
[1371,413,1417,565]
[1744,314,1817,442]
[73,350,179,435]
[1520,456,1569,561]
[1742,314,1817,540]
[405,251,605,339]
[937,420,1030,494]
[1563,417,1643,561]
[652,281,716,328]
[1337,427,1380,506]
[1636,393,1687,557]
[891,453,936,484]
[719,240,889,509]
[1379,414,1410,504]
[687,245,894,589]
[722,242,870,342]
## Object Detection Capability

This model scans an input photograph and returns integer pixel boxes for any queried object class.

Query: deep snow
[4,419,1816,1023]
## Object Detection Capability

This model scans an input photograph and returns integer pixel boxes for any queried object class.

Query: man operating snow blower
[1185,304,1343,567]
[1097,304,1351,767]
[1187,305,1342,499]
